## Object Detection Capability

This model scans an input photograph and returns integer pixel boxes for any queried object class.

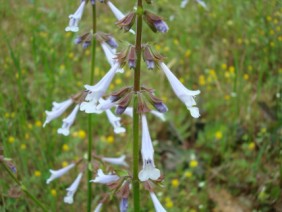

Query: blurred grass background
[0,0,281,211]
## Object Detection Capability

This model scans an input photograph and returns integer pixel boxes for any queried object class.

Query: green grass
[0,0,281,211]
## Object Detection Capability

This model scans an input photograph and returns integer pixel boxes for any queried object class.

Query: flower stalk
[88,3,97,212]
[132,0,143,211]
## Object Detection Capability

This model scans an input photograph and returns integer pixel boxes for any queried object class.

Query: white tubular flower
[46,163,75,184]
[64,172,83,204]
[43,99,73,127]
[80,63,119,113]
[150,192,167,212]
[65,0,86,32]
[106,1,124,20]
[101,42,124,73]
[90,169,119,184]
[150,110,166,122]
[106,1,135,34]
[57,105,80,136]
[138,115,161,182]
[159,62,200,118]
[102,155,128,167]
[93,202,103,212]
[105,109,126,134]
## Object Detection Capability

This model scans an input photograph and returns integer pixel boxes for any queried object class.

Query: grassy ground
[0,0,281,211]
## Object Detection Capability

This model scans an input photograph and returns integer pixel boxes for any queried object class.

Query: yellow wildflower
[78,130,86,139]
[85,49,90,56]
[106,135,114,144]
[224,95,230,101]
[179,77,185,83]
[35,120,42,127]
[34,171,41,177]
[248,65,253,71]
[11,112,15,118]
[62,161,69,167]
[25,133,30,140]
[8,136,15,143]
[173,39,179,46]
[185,49,191,57]
[171,179,180,188]
[221,63,227,70]
[68,52,74,59]
[248,142,256,151]
[184,171,192,178]
[199,75,206,86]
[4,113,10,118]
[229,66,235,73]
[189,160,198,168]
[51,189,57,197]
[20,144,27,150]
[115,78,122,85]
[215,131,223,140]
[243,74,249,80]
[165,197,174,208]
[62,144,70,152]
[266,16,272,22]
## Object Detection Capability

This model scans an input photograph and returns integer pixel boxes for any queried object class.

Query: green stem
[87,3,97,212]
[133,0,143,211]
[1,162,47,212]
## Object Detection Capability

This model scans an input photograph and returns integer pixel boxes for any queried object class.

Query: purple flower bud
[91,0,95,5]
[154,20,169,33]
[74,37,82,44]
[154,102,168,113]
[115,106,127,115]
[146,60,155,70]
[82,41,91,49]
[120,198,128,212]
[106,37,118,49]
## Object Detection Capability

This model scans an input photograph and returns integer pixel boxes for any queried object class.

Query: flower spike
[138,115,161,181]
[64,172,83,204]
[65,0,86,32]
[159,62,200,118]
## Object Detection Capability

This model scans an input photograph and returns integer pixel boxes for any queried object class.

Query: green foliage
[0,0,281,211]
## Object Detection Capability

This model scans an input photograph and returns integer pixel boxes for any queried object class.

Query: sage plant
[43,0,200,211]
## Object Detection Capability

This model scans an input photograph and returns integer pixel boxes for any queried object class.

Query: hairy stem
[133,0,143,211]
[87,3,97,212]
[1,162,47,212]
